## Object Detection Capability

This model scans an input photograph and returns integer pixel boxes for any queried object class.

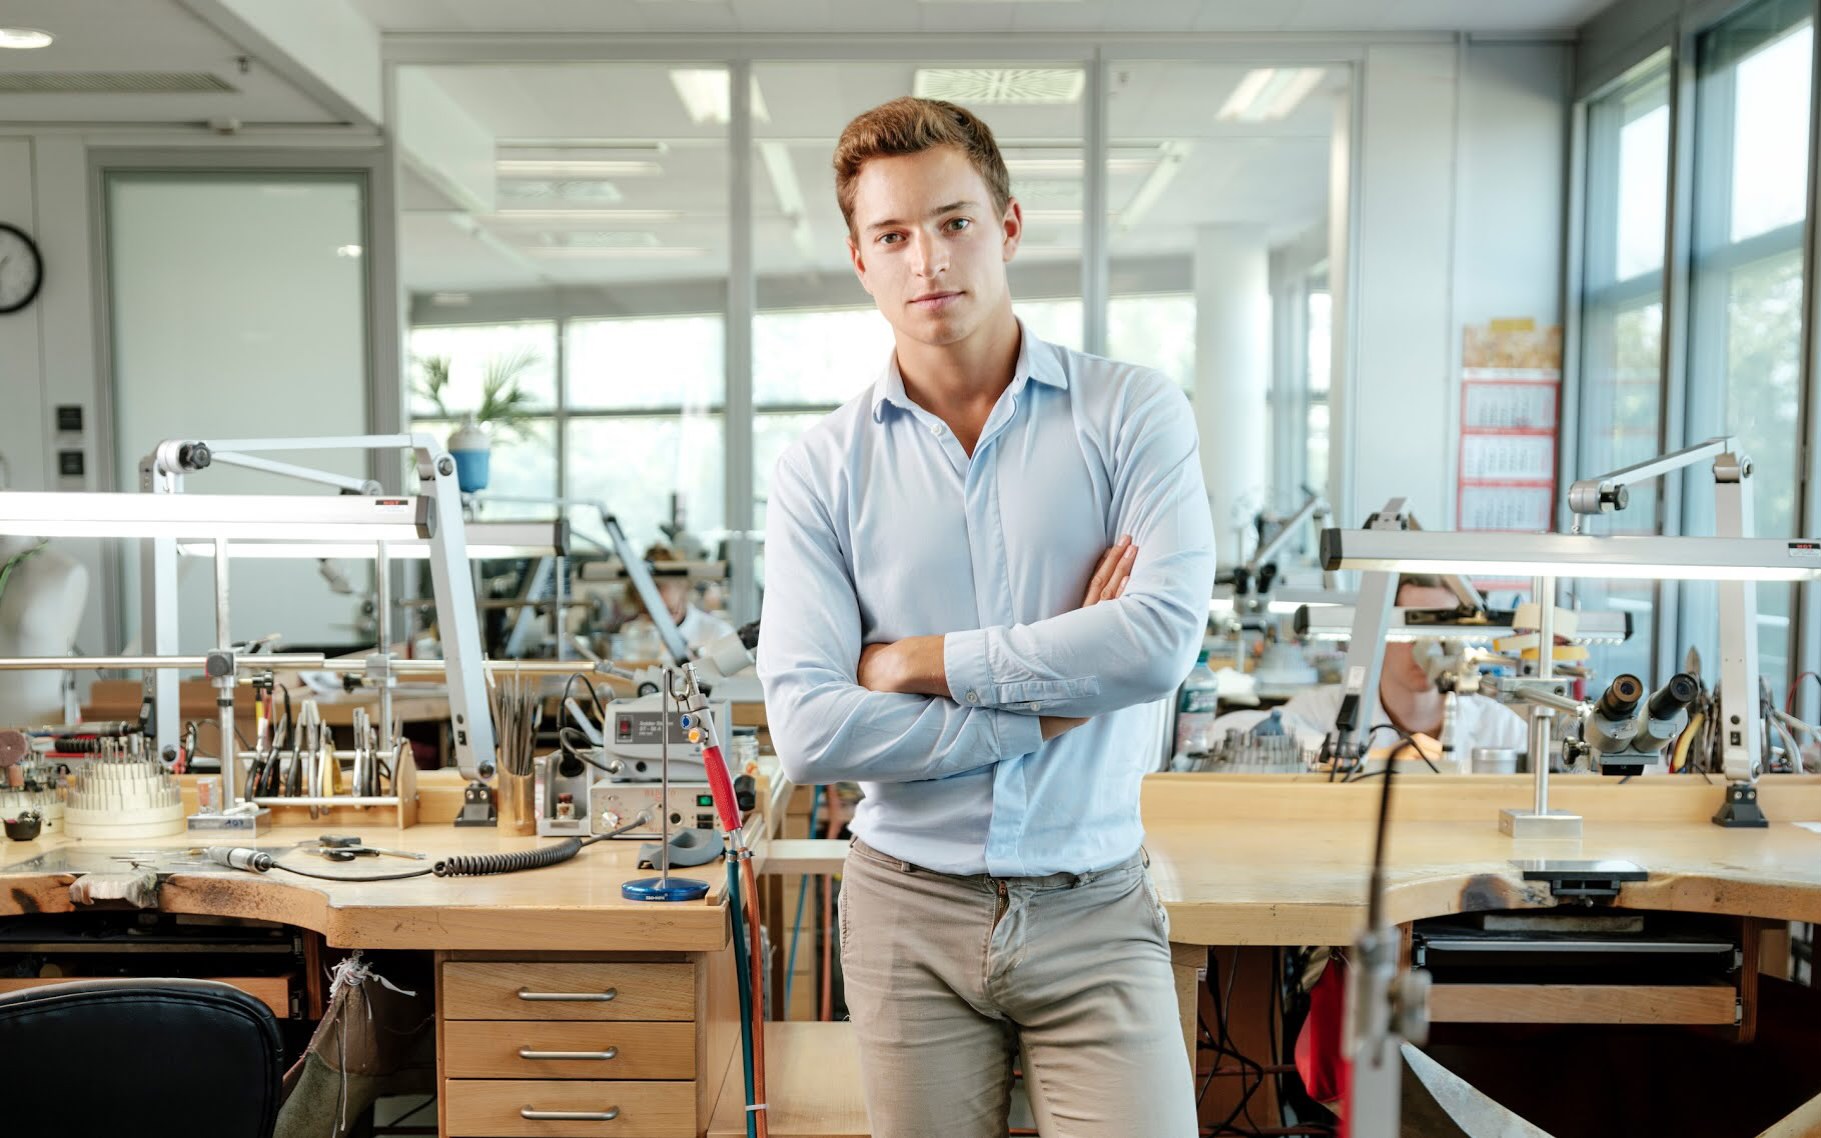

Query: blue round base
[621,876,710,902]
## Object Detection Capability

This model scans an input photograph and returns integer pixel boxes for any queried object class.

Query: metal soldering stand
[1499,576,1582,839]
[622,667,709,903]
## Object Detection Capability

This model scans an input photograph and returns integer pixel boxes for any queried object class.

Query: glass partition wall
[395,50,1350,622]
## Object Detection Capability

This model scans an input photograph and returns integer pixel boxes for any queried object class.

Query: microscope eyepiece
[1595,674,1645,720]
[1647,672,1699,720]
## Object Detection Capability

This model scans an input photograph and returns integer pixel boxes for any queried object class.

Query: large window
[1575,51,1671,684]
[409,321,561,507]
[1573,0,1816,697]
[1305,286,1332,501]
[1681,0,1814,695]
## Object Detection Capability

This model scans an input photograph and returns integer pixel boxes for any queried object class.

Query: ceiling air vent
[0,72,236,94]
[913,68,1084,105]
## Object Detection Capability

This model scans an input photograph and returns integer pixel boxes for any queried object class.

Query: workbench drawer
[443,962,694,1021]
[445,1078,695,1136]
[445,1020,696,1079]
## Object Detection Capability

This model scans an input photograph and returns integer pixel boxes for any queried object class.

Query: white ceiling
[361,0,1613,36]
[0,0,339,125]
[401,59,1342,292]
[0,0,1614,294]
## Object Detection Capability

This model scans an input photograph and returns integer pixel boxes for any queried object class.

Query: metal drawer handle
[518,1046,619,1061]
[516,986,618,1003]
[521,1106,620,1122]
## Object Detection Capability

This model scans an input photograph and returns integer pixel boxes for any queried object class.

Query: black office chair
[0,977,283,1137]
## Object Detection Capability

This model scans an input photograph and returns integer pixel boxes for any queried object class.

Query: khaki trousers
[838,839,1196,1138]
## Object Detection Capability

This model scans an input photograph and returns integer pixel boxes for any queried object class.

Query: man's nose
[910,231,946,278]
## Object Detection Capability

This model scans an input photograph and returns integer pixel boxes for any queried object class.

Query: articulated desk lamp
[1213,492,1336,623]
[1321,438,1807,832]
[1332,439,1817,1136]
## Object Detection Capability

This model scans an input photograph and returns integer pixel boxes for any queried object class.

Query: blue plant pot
[451,448,491,493]
[448,419,493,493]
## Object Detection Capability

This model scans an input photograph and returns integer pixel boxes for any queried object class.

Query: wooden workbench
[1142,773,1821,1135]
[1143,773,1821,947]
[8,771,1821,1137]
[0,761,793,1138]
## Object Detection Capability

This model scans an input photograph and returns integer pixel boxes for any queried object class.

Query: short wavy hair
[833,97,1011,238]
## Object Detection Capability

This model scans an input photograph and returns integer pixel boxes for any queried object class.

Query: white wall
[1340,39,1569,529]
[108,173,372,651]
[0,136,108,660]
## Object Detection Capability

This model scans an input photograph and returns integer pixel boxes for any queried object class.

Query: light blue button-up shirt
[757,323,1216,876]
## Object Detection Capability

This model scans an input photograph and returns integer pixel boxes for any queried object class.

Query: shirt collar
[870,318,1069,423]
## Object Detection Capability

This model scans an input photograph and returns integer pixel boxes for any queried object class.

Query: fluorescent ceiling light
[1322,529,1821,583]
[499,140,668,153]
[0,492,425,542]
[0,28,53,49]
[758,140,816,262]
[914,68,1085,105]
[496,159,662,178]
[532,231,661,249]
[527,247,706,260]
[1218,68,1326,122]
[499,179,625,205]
[1115,140,1191,232]
[669,69,771,125]
[1004,157,1154,177]
[486,209,684,224]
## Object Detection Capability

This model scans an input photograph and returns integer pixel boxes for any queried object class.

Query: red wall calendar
[1457,319,1562,535]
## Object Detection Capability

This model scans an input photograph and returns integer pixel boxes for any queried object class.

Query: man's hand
[1039,715,1088,740]
[1081,535,1137,608]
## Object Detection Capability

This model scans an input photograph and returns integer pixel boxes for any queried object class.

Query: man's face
[657,579,689,622]
[846,145,1021,348]
[1383,584,1458,693]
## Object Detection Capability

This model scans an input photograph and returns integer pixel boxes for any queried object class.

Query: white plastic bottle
[1174,650,1220,757]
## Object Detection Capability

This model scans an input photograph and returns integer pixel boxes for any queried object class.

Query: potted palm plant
[412,348,541,492]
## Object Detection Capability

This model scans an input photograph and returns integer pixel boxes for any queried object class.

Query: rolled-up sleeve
[942,374,1216,717]
[758,451,1045,785]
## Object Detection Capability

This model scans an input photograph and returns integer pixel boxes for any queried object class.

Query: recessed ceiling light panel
[0,28,54,50]
[913,68,1085,106]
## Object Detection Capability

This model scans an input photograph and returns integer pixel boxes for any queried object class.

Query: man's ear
[1001,198,1023,263]
[848,236,873,295]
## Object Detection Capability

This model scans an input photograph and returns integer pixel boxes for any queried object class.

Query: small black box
[55,406,82,433]
[57,450,84,477]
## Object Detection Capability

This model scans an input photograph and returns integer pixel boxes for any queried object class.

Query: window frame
[1567,0,1821,715]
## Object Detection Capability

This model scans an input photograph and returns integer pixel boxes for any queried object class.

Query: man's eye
[879,233,902,245]
[947,218,971,231]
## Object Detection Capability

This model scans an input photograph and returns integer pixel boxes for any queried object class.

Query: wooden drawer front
[445,1020,696,1080]
[0,976,292,1019]
[445,1079,695,1137]
[444,963,694,1022]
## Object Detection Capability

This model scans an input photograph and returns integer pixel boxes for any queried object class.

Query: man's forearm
[859,635,951,699]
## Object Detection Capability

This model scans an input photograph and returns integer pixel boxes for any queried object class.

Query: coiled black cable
[434,836,584,878]
[430,810,654,878]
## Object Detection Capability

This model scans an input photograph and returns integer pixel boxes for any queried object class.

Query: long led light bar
[1292,605,1631,644]
[174,521,568,560]
[0,492,426,542]
[1321,528,1821,583]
